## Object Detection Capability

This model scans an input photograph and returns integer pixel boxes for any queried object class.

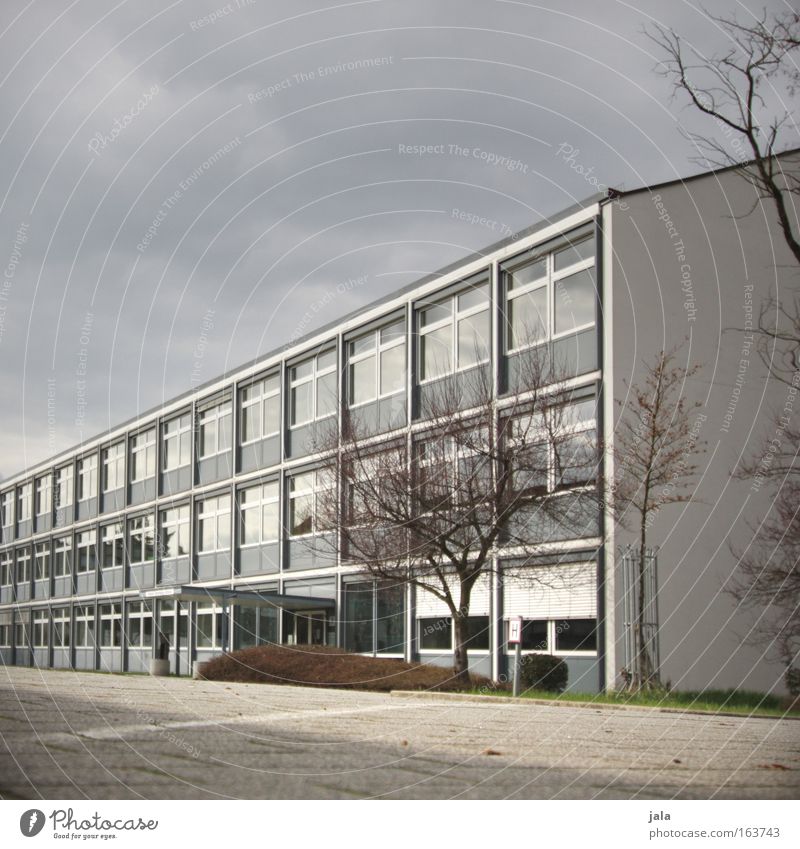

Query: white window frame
[76,529,97,574]
[52,607,70,648]
[53,536,72,577]
[54,466,74,509]
[34,542,50,581]
[505,236,596,354]
[16,482,32,523]
[348,321,406,408]
[289,350,337,428]
[238,481,280,547]
[126,601,153,649]
[1,490,13,527]
[77,455,98,501]
[102,443,125,493]
[15,548,31,584]
[99,603,122,648]
[196,494,231,554]
[100,522,124,570]
[35,475,52,517]
[287,468,333,538]
[128,514,155,566]
[418,283,491,383]
[33,609,50,648]
[162,413,192,471]
[0,551,12,586]
[198,400,232,459]
[159,504,190,560]
[240,374,281,444]
[194,601,224,649]
[75,605,95,648]
[129,429,156,482]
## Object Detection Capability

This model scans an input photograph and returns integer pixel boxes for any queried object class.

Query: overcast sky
[0,0,792,478]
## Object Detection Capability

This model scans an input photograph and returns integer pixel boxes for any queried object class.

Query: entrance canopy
[139,585,335,611]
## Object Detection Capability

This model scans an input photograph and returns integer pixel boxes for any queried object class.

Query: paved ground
[1,667,798,799]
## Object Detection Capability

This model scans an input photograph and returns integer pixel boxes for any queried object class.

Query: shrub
[519,653,568,693]
[786,667,800,698]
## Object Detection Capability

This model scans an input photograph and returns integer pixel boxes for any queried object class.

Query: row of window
[2,231,597,542]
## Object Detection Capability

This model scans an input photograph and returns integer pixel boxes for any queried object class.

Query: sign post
[508,616,523,697]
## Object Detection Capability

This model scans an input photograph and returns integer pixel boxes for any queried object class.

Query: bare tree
[311,345,600,685]
[649,9,800,690]
[613,348,706,690]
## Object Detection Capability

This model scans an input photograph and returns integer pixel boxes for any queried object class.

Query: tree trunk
[634,542,656,691]
[452,612,471,686]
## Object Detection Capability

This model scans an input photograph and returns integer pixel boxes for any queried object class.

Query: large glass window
[100,523,124,570]
[0,551,12,585]
[1,490,13,528]
[16,483,32,523]
[162,413,192,471]
[52,608,70,648]
[505,233,596,351]
[54,465,73,509]
[77,455,98,501]
[53,536,72,577]
[195,602,224,648]
[35,475,52,517]
[15,548,31,584]
[288,469,333,537]
[289,350,337,427]
[419,282,490,381]
[198,400,232,459]
[130,429,156,482]
[128,514,155,565]
[99,603,122,647]
[418,616,452,650]
[126,601,153,649]
[197,494,231,553]
[33,610,49,648]
[75,605,95,648]
[348,321,406,407]
[555,618,597,652]
[240,375,281,443]
[102,443,125,492]
[76,530,97,573]
[34,542,50,580]
[159,505,190,559]
[238,481,280,546]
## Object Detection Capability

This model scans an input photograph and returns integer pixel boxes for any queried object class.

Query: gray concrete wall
[607,158,800,694]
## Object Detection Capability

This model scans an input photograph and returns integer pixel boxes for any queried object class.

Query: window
[76,529,97,573]
[195,602,224,648]
[33,610,49,648]
[129,429,156,482]
[240,375,281,443]
[0,620,10,647]
[417,430,491,506]
[513,619,548,652]
[14,618,29,648]
[162,413,192,471]
[17,483,32,523]
[505,233,595,351]
[77,455,98,501]
[348,322,406,406]
[555,618,597,652]
[197,494,231,553]
[75,605,95,648]
[99,603,122,648]
[288,469,333,537]
[35,475,52,517]
[238,481,280,546]
[159,505,190,559]
[198,400,232,459]
[100,523,124,570]
[128,514,155,565]
[53,537,72,577]
[54,465,73,509]
[15,548,31,584]
[126,601,153,649]
[1,490,13,527]
[418,616,452,650]
[1,551,12,585]
[102,443,125,492]
[34,542,50,581]
[52,608,70,648]
[419,282,491,380]
[289,350,336,427]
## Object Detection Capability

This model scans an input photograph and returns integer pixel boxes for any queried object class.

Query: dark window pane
[555,618,597,652]
[376,583,404,654]
[344,581,374,653]
[419,616,451,650]
[464,616,490,650]
[520,619,548,651]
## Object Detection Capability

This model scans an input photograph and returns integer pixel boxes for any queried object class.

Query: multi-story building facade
[1,153,797,694]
